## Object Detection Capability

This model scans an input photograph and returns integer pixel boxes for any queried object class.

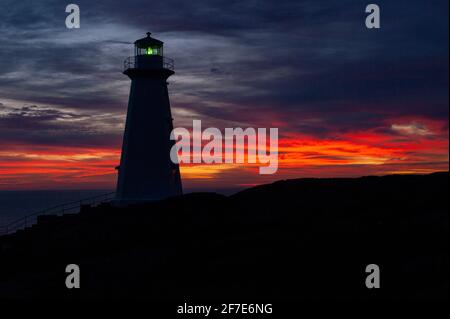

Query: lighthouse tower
[115,32,182,204]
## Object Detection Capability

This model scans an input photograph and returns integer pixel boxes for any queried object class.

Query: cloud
[0,102,123,148]
[391,123,433,137]
[0,0,448,189]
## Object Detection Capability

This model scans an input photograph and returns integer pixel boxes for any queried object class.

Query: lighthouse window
[136,46,162,56]
[142,47,162,55]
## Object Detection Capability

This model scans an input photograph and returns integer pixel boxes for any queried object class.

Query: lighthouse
[115,32,182,204]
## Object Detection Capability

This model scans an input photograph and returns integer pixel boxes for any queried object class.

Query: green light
[143,47,160,56]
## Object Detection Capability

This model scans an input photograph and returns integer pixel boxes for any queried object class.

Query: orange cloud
[0,118,448,190]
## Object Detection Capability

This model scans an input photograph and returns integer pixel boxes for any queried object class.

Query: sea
[0,190,112,226]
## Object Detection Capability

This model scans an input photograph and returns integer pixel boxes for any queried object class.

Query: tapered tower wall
[115,35,182,204]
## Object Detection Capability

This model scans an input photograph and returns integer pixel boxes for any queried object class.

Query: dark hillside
[0,172,448,299]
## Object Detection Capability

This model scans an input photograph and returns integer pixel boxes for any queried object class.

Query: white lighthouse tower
[115,32,182,204]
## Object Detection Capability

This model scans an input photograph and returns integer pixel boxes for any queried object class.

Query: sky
[0,0,448,191]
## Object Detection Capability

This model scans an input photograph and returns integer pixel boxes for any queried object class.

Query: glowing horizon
[0,115,447,191]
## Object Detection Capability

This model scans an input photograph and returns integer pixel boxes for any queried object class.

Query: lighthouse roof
[134,32,164,48]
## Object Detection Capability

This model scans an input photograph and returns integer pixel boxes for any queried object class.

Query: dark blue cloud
[0,0,448,147]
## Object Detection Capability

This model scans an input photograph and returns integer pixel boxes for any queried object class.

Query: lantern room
[123,32,174,72]
[135,32,164,57]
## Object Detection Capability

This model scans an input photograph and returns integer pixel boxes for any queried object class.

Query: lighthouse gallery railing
[123,56,174,71]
